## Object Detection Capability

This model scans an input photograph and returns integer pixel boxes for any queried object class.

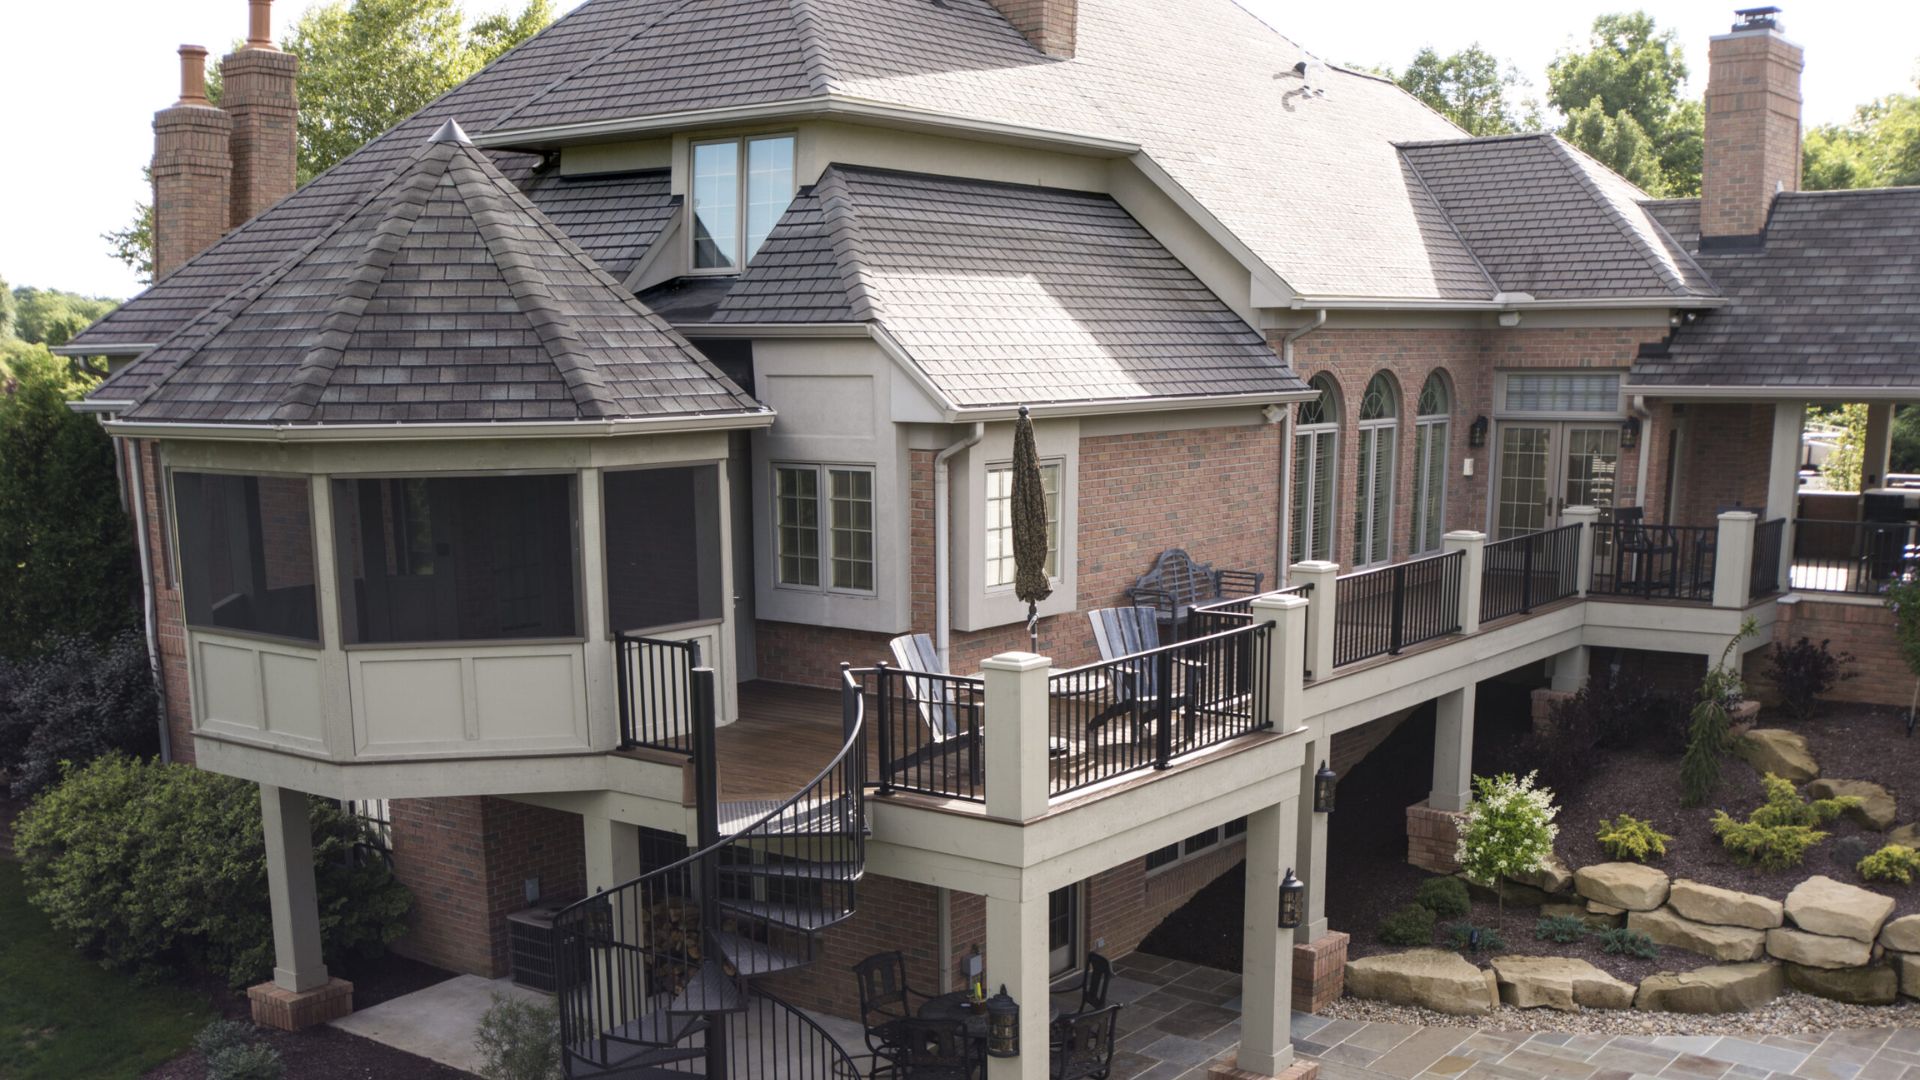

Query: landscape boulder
[1807,779,1898,831]
[1665,880,1784,930]
[1634,962,1786,1013]
[1510,854,1574,896]
[1462,876,1555,908]
[1489,955,1634,1012]
[1894,952,1920,999]
[1880,914,1920,954]
[1785,961,1900,1005]
[1344,949,1494,1015]
[1732,729,1818,783]
[1890,823,1920,848]
[1542,901,1621,931]
[1627,907,1768,962]
[1766,927,1874,969]
[1784,875,1895,943]
[1574,863,1670,912]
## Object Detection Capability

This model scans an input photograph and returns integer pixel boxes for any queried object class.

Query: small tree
[1455,771,1559,915]
[1680,618,1755,806]
[1886,578,1920,735]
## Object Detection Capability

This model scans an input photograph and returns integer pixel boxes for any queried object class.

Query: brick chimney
[1700,6,1803,240]
[152,45,232,280]
[988,0,1076,58]
[220,0,299,227]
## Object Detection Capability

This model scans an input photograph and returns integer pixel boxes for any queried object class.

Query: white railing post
[1251,593,1308,731]
[1442,531,1486,634]
[1562,506,1600,597]
[1289,560,1339,680]
[1768,403,1806,591]
[982,652,1051,820]
[1712,511,1759,609]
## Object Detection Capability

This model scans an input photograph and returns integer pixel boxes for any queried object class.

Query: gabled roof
[518,168,679,283]
[1629,188,1920,393]
[102,122,762,427]
[1397,134,1716,301]
[708,166,1306,409]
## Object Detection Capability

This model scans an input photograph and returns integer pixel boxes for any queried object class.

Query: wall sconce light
[1620,416,1642,451]
[1314,761,1337,813]
[1468,416,1489,449]
[1279,868,1305,929]
[985,985,1020,1058]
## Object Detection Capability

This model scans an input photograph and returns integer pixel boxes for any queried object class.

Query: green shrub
[475,993,562,1080]
[1533,915,1589,944]
[1749,774,1860,828]
[1595,814,1674,862]
[14,755,411,986]
[1765,638,1855,722]
[1597,928,1660,959]
[195,1020,260,1060]
[1444,922,1506,954]
[1709,773,1860,870]
[1376,904,1437,946]
[1456,771,1559,913]
[1680,620,1755,806]
[1859,844,1920,885]
[1413,875,1470,918]
[1,630,160,797]
[206,1042,283,1080]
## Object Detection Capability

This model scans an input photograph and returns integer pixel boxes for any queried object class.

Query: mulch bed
[1140,695,1920,986]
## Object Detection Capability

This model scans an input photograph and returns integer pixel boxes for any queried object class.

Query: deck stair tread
[718,857,861,883]
[710,928,811,976]
[716,795,864,837]
[663,959,744,1015]
[604,1009,704,1049]
[716,898,850,932]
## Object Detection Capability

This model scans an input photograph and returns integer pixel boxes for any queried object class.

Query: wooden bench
[1125,549,1264,627]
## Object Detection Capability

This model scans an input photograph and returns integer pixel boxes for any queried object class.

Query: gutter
[934,422,986,671]
[1276,310,1328,583]
[1621,383,1920,402]
[1285,295,1728,312]
[98,409,776,442]
[1630,395,1654,513]
[120,435,172,764]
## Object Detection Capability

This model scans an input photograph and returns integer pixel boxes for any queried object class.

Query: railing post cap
[980,651,1051,673]
[1442,530,1487,547]
[1289,559,1341,575]
[1718,509,1760,521]
[1251,592,1309,612]
[1562,505,1602,519]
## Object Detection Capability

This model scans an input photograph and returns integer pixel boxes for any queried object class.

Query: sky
[2,0,1915,301]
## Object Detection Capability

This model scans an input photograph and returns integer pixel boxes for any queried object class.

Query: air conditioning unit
[507,902,571,992]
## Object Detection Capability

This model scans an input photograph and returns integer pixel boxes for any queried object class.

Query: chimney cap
[246,0,279,49]
[1732,6,1782,31]
[177,45,211,105]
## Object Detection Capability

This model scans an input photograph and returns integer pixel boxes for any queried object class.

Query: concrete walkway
[331,973,548,1074]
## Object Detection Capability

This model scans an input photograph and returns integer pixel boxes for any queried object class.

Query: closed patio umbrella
[1011,405,1052,652]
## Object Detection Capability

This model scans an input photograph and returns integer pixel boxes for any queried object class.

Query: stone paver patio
[1111,952,1920,1080]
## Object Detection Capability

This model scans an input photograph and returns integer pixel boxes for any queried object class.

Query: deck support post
[1254,592,1318,942]
[985,891,1052,1080]
[583,814,642,895]
[250,784,353,1030]
[1429,684,1477,813]
[1767,403,1806,591]
[1563,505,1600,596]
[1442,531,1485,634]
[983,651,1052,821]
[1550,646,1590,693]
[1712,510,1758,610]
[1288,561,1339,680]
[1237,796,1301,1077]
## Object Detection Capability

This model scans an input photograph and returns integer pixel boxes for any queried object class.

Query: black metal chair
[1613,507,1677,596]
[1050,952,1115,1043]
[854,951,932,1064]
[876,1018,983,1080]
[1050,1005,1121,1080]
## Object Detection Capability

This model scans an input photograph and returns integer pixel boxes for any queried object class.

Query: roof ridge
[274,146,453,422]
[1395,150,1500,299]
[1545,136,1706,298]
[487,0,700,133]
[788,0,841,97]
[812,167,882,323]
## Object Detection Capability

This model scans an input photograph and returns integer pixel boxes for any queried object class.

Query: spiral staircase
[554,665,869,1079]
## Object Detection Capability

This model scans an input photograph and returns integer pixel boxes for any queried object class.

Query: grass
[0,859,215,1079]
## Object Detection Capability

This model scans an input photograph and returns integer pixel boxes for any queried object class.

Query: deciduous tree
[1547,12,1703,196]
[1394,45,1540,137]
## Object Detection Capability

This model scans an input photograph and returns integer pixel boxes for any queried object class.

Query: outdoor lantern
[1620,416,1642,450]
[985,985,1020,1058]
[1279,868,1305,929]
[1468,415,1489,448]
[1314,761,1337,813]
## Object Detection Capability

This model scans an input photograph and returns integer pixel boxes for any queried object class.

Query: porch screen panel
[174,472,319,642]
[605,467,723,632]
[332,475,578,644]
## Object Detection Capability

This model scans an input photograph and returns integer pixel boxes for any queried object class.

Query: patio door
[1494,423,1622,538]
[1049,883,1081,977]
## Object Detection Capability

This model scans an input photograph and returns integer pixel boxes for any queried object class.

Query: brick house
[58,2,1916,1077]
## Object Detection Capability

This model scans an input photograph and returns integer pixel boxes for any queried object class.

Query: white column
[1429,684,1477,813]
[1238,798,1300,1077]
[1712,510,1758,610]
[1251,594,1308,731]
[583,814,642,894]
[260,784,328,993]
[579,467,617,748]
[1295,743,1329,943]
[1550,646,1591,693]
[1442,530,1486,634]
[1562,505,1600,597]
[983,652,1051,821]
[1289,560,1339,681]
[985,892,1051,1080]
[1864,402,1895,488]
[1768,403,1806,591]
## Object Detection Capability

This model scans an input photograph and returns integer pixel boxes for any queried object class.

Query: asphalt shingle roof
[517,168,679,283]
[710,166,1306,409]
[1630,188,1920,391]
[102,123,761,426]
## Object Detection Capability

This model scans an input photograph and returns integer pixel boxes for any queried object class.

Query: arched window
[1290,375,1339,563]
[1352,372,1399,567]
[1412,372,1452,554]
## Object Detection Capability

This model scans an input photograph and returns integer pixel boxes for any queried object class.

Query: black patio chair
[1613,507,1677,597]
[1050,953,1115,1042]
[876,1018,983,1080]
[1050,1005,1122,1080]
[853,951,932,1064]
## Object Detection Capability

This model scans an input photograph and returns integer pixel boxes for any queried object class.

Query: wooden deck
[717,682,868,802]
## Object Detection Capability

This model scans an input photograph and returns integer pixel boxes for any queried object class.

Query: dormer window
[691,134,795,271]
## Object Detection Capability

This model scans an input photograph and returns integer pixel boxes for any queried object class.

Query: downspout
[123,435,172,764]
[935,422,985,671]
[1276,310,1328,583]
[1631,394,1654,516]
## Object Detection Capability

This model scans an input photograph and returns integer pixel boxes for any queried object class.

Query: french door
[1494,423,1622,539]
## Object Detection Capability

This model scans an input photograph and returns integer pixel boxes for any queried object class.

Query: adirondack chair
[1085,606,1198,747]
[888,633,986,788]
[1125,549,1263,633]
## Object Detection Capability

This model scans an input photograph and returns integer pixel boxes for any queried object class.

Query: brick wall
[759,872,946,1020]
[1667,402,1775,526]
[985,0,1076,56]
[1089,839,1247,959]
[1750,598,1911,708]
[136,441,196,763]
[151,83,232,281]
[220,46,298,228]
[1702,30,1803,238]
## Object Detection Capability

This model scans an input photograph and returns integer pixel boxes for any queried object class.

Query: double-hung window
[1290,375,1339,564]
[984,461,1063,588]
[691,134,796,271]
[1353,372,1399,568]
[1411,372,1451,554]
[774,464,875,592]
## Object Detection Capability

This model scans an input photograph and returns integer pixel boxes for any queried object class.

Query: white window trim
[952,419,1080,633]
[1292,422,1338,564]
[687,132,797,277]
[1353,418,1397,568]
[771,461,877,596]
[983,458,1066,593]
[1494,370,1627,421]
[1145,818,1248,876]
[1411,416,1449,555]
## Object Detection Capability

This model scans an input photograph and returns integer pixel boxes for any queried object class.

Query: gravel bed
[1316,989,1920,1037]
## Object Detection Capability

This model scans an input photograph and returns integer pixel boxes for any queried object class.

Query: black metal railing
[1750,518,1787,601]
[614,633,702,754]
[1047,621,1273,797]
[1481,524,1582,622]
[1332,550,1464,667]
[868,663,987,802]
[1183,583,1312,638]
[1790,519,1920,595]
[1591,523,1718,602]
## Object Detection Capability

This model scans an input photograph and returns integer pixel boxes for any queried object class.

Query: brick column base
[1530,688,1576,730]
[1407,801,1464,874]
[1210,1060,1320,1080]
[247,978,353,1030]
[1291,930,1349,1014]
